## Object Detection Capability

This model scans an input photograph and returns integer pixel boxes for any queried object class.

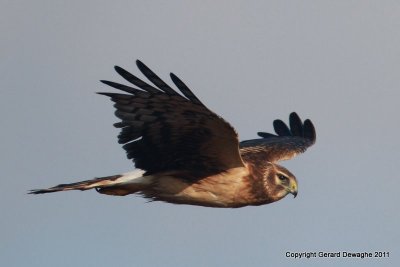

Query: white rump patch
[119,169,148,184]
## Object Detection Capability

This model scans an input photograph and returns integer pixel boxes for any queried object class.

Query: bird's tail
[29,170,150,196]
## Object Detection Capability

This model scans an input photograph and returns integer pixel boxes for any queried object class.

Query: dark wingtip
[170,73,181,87]
[99,80,121,90]
[136,59,146,69]
[289,112,301,123]
[114,65,129,77]
[289,112,303,136]
[273,119,291,136]
[100,80,111,85]
[257,132,276,138]
[96,92,114,97]
[304,119,316,143]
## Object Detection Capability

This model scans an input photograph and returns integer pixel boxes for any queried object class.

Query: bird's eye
[278,174,288,181]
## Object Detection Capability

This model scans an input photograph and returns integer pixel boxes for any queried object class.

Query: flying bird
[30,60,316,208]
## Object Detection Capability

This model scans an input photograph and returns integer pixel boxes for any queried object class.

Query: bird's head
[264,163,298,201]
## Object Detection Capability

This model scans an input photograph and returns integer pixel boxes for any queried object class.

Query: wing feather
[170,73,204,105]
[99,60,244,178]
[240,112,316,163]
[289,112,303,136]
[136,60,182,96]
[114,65,161,94]
[100,80,145,95]
[273,120,291,136]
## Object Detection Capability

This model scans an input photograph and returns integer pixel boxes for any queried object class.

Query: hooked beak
[289,182,298,198]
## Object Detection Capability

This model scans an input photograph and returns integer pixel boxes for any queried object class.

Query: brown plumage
[30,60,316,208]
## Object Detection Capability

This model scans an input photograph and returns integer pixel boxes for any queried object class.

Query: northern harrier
[30,60,316,208]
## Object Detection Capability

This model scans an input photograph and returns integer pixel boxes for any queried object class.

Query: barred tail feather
[29,170,150,196]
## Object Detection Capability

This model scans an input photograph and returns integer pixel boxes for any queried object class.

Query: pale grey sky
[1,1,399,267]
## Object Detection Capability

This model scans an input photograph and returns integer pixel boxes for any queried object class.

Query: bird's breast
[148,166,254,208]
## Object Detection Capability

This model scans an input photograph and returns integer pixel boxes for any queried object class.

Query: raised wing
[99,60,244,178]
[239,112,316,163]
